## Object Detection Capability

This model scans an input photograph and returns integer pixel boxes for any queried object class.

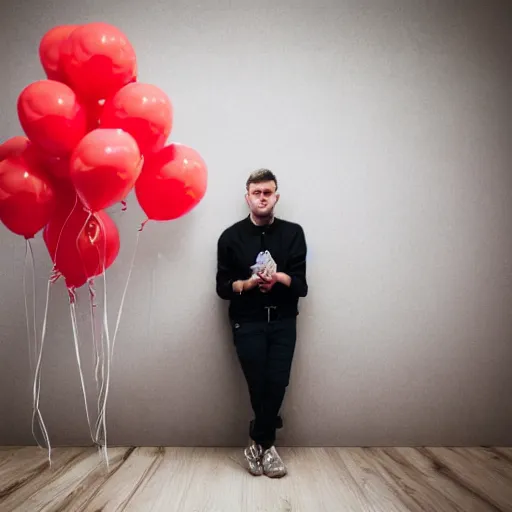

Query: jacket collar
[243,215,280,234]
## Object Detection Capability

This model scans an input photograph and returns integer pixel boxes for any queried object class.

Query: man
[216,169,308,478]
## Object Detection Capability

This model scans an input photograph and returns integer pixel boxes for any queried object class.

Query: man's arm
[216,233,237,300]
[278,225,308,297]
[216,233,259,299]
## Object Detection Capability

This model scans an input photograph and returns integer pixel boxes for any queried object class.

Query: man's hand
[232,277,261,294]
[258,271,292,293]
[257,272,276,293]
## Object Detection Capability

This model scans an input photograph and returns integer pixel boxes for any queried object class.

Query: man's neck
[250,213,274,226]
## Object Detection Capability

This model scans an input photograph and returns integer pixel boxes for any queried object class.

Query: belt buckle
[264,306,277,323]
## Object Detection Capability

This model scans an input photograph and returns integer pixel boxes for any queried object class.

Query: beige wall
[0,0,511,447]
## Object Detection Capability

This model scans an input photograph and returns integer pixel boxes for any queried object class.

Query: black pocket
[231,321,262,345]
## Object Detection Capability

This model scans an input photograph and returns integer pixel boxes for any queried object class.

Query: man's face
[245,181,279,218]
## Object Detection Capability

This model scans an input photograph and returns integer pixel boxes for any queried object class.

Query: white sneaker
[244,443,263,476]
[262,446,287,478]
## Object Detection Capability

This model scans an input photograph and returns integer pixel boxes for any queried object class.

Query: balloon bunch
[0,22,207,290]
[0,22,207,464]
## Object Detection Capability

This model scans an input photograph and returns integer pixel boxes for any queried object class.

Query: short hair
[246,168,278,190]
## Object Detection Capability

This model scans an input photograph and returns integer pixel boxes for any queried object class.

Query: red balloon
[0,136,30,162]
[41,154,70,179]
[70,128,142,212]
[86,99,106,132]
[135,144,207,221]
[61,22,137,102]
[0,139,70,179]
[50,178,79,213]
[39,25,79,82]
[0,151,56,238]
[22,143,70,179]
[17,80,87,156]
[100,83,173,155]
[44,201,120,289]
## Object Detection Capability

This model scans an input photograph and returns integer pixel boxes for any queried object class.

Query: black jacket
[216,216,308,321]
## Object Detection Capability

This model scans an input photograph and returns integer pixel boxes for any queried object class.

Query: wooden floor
[1,446,511,511]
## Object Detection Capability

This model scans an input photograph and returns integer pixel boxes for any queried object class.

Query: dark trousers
[232,316,297,449]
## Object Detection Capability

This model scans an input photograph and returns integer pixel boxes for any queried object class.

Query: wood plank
[397,448,500,511]
[289,447,374,512]
[0,447,85,507]
[0,446,24,466]
[157,447,246,512]
[488,447,512,466]
[73,447,160,512]
[7,447,129,512]
[332,448,410,512]
[363,447,472,511]
[273,447,326,512]
[455,447,512,483]
[124,447,205,511]
[0,446,49,484]
[424,447,512,511]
